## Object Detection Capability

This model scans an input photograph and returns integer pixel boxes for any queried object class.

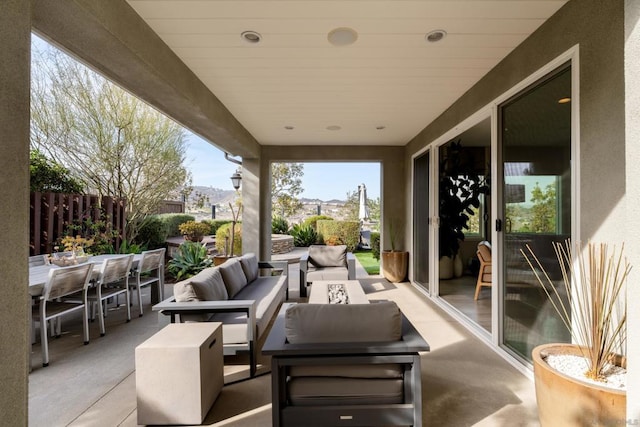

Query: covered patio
[3,0,640,424]
[29,262,537,426]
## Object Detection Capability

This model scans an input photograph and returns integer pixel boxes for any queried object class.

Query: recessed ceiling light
[326,125,342,131]
[328,28,358,46]
[425,30,447,43]
[558,97,571,104]
[241,31,262,44]
[284,126,294,130]
[376,126,386,130]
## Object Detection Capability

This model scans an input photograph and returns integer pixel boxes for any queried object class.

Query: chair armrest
[299,253,310,273]
[258,260,288,276]
[153,297,258,340]
[347,252,356,280]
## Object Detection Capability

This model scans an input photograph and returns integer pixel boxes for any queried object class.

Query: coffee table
[307,280,368,304]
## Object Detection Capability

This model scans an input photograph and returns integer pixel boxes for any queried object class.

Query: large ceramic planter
[532,343,626,427]
[381,251,408,283]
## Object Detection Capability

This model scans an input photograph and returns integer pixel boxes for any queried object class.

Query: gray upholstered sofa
[263,301,430,426]
[299,244,356,297]
[152,253,288,377]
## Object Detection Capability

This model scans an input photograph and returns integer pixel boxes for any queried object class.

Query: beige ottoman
[136,323,223,425]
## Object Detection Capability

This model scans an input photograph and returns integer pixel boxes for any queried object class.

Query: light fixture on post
[224,152,243,190]
[230,168,242,190]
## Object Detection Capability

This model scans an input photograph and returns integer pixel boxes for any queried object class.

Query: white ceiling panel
[127,0,567,146]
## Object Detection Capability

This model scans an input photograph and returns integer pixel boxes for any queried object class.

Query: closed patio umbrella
[358,184,370,222]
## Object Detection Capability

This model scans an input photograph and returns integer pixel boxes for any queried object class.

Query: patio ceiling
[127,0,567,147]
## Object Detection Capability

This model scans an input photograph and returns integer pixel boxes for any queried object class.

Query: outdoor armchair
[299,245,356,297]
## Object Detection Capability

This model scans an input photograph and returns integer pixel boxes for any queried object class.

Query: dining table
[28,253,144,370]
[28,253,144,297]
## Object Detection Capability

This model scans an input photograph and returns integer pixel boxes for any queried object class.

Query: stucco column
[624,0,640,420]
[241,157,265,257]
[0,0,31,424]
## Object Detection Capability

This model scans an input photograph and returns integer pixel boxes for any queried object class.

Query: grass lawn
[353,250,380,275]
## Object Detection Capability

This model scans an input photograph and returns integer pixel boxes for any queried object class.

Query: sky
[186,133,381,201]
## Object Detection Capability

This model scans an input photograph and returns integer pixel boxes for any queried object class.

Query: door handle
[496,219,503,232]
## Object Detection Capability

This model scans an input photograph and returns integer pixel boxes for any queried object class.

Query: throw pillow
[190,267,228,301]
[219,258,248,298]
[239,253,259,283]
[173,281,199,302]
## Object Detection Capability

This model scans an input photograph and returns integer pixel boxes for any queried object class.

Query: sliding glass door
[413,151,430,291]
[499,65,572,361]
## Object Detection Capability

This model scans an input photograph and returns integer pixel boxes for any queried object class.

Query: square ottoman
[136,322,223,425]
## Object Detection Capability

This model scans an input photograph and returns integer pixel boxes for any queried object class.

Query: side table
[136,322,223,425]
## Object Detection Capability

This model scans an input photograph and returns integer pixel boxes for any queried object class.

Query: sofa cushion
[307,267,349,282]
[211,276,286,344]
[239,253,259,283]
[189,267,228,301]
[285,301,402,344]
[173,281,200,302]
[219,258,248,298]
[289,364,403,379]
[308,245,347,268]
[288,377,403,406]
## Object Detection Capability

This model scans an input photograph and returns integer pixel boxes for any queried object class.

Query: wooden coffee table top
[308,280,369,304]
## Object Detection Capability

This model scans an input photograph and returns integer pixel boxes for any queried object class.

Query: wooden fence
[30,192,126,256]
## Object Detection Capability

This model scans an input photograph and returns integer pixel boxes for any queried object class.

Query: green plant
[168,241,212,280]
[317,220,360,252]
[201,219,232,235]
[272,215,290,234]
[64,216,119,255]
[302,215,334,230]
[521,240,630,381]
[215,223,242,256]
[136,215,167,249]
[162,214,196,237]
[325,235,344,246]
[370,232,381,260]
[178,220,210,241]
[289,224,318,247]
[439,140,489,259]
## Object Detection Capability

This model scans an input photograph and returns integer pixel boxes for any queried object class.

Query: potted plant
[179,220,210,243]
[438,140,489,279]
[381,219,408,283]
[522,240,629,426]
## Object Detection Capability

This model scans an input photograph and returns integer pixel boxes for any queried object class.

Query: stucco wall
[0,1,31,424]
[261,146,405,259]
[624,0,640,419]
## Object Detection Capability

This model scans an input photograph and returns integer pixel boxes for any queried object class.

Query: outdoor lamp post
[230,169,242,190]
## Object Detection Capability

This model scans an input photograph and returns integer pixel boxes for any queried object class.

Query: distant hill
[188,186,236,206]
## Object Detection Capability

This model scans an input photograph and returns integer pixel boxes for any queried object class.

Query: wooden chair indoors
[474,241,492,300]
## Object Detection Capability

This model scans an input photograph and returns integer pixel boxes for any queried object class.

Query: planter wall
[381,251,408,283]
[532,343,626,427]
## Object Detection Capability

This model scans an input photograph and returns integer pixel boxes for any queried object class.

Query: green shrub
[201,219,232,235]
[289,224,318,247]
[272,215,289,234]
[178,220,210,240]
[215,223,242,256]
[317,220,360,252]
[370,232,381,260]
[162,213,196,237]
[136,215,167,249]
[302,215,334,230]
[168,241,212,280]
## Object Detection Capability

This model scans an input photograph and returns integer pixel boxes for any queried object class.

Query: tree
[529,182,557,233]
[30,149,85,193]
[30,42,189,240]
[271,163,304,217]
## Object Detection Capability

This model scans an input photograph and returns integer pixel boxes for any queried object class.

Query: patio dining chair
[29,254,50,267]
[131,248,165,316]
[474,241,492,300]
[87,254,134,336]
[33,263,93,367]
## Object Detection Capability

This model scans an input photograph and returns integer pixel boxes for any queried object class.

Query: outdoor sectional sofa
[152,253,288,377]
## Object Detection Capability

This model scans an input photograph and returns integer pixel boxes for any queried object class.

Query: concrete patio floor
[28,253,539,426]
